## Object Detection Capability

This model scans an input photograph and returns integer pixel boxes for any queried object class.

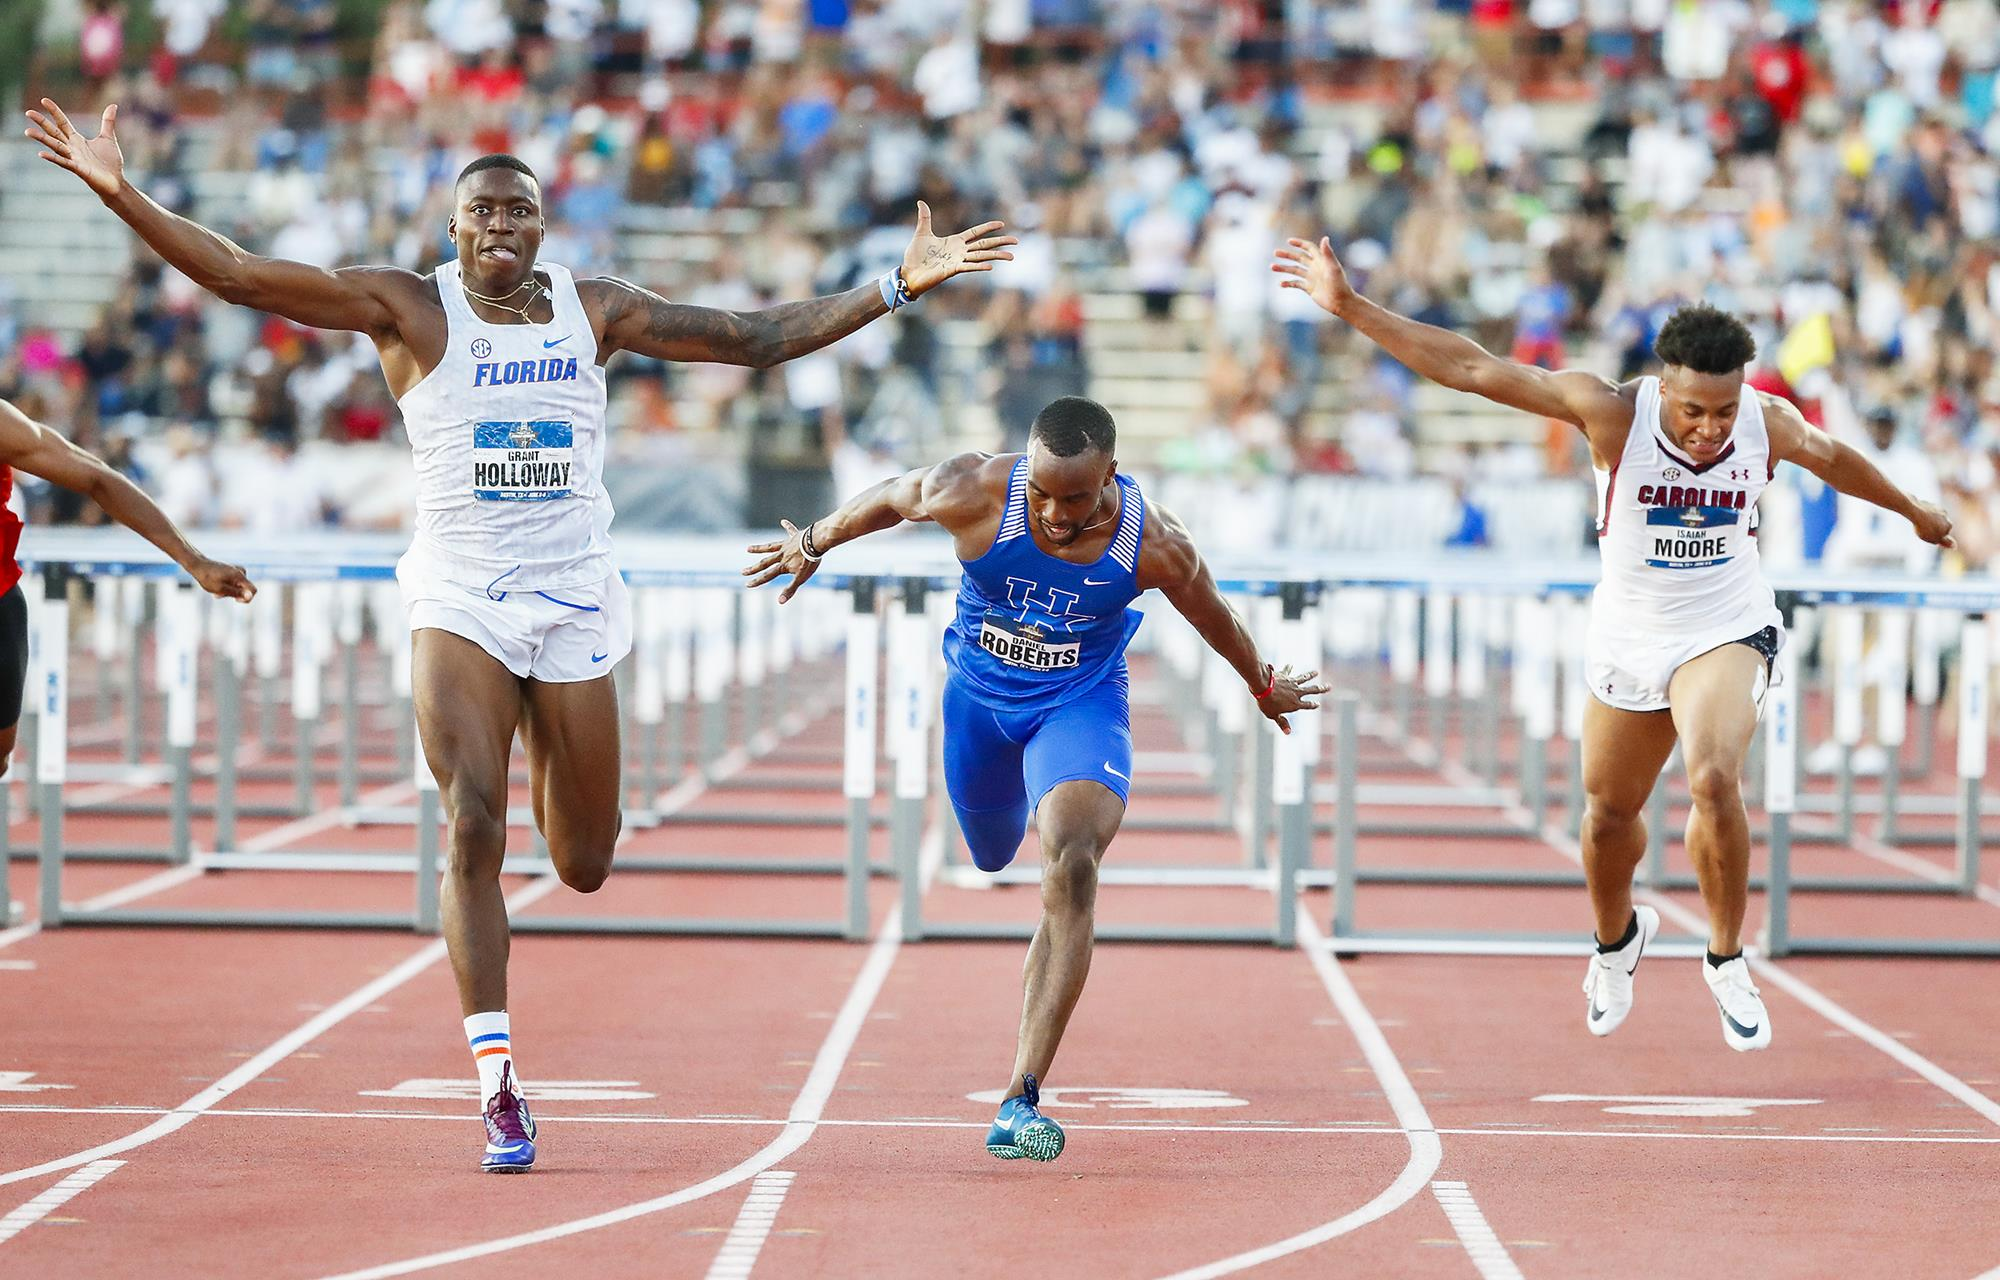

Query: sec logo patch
[471,338,493,359]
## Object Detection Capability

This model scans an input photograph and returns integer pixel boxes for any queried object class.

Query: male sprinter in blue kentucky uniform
[29,95,1013,1171]
[1276,236,1953,1052]
[745,396,1322,1161]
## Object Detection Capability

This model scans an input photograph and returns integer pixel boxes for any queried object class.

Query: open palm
[899,201,1017,297]
[24,98,125,200]
[1270,236,1355,318]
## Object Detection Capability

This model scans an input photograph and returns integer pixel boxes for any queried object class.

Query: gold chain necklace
[461,273,546,321]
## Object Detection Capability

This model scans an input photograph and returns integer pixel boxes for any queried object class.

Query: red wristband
[1253,666,1276,701]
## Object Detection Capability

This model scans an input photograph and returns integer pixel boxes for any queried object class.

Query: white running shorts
[1586,612,1784,715]
[396,551,633,683]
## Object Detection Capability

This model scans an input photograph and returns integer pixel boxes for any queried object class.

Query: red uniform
[0,465,24,596]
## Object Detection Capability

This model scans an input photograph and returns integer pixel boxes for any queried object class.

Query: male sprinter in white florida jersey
[1275,237,1951,1053]
[29,97,1013,1170]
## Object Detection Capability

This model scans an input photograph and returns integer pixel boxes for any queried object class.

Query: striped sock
[464,1011,519,1107]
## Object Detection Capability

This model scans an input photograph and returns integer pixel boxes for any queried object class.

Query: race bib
[1645,504,1738,570]
[473,420,573,502]
[978,614,1080,671]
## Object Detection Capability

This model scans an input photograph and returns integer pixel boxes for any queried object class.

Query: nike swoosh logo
[1626,924,1651,977]
[1103,762,1130,782]
[543,335,571,348]
[591,652,608,663]
[1083,578,1111,586]
[1588,994,1610,1022]
[485,1142,530,1154]
[1720,1009,1760,1039]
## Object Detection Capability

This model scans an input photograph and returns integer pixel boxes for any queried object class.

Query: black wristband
[799,522,825,562]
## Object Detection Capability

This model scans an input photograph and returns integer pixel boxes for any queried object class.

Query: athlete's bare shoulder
[1135,499,1200,591]
[921,451,1013,529]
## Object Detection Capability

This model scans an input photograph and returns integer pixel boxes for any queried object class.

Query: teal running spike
[985,1074,1065,1163]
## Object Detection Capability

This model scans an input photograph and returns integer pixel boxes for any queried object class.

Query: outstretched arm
[1142,506,1325,734]
[742,452,989,602]
[599,202,1014,367]
[1764,393,1954,548]
[26,99,406,334]
[1272,236,1624,429]
[0,401,253,601]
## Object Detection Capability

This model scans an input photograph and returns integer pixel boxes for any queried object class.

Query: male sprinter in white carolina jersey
[28,97,1013,1170]
[1274,237,1951,1053]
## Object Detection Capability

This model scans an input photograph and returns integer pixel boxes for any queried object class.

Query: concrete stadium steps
[0,153,134,337]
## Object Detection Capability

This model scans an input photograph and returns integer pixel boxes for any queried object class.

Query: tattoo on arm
[617,279,887,368]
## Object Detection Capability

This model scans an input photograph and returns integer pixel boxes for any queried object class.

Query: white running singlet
[396,260,614,592]
[1585,376,1783,712]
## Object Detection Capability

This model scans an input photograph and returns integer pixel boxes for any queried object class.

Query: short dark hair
[456,154,538,190]
[1029,396,1117,458]
[1654,303,1756,375]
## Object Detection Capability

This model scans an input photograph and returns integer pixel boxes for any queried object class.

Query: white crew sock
[464,1011,520,1107]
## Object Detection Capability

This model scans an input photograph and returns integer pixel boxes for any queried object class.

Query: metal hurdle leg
[1331,694,1359,939]
[843,578,881,941]
[415,714,442,934]
[890,578,931,941]
[254,581,284,757]
[1390,590,1419,743]
[214,609,246,854]
[35,566,69,927]
[1875,609,1909,844]
[334,584,366,812]
[1913,608,1944,780]
[292,586,326,817]
[633,589,666,814]
[1830,606,1864,844]
[1423,589,1452,757]
[697,589,733,777]
[1762,633,1800,957]
[1269,583,1313,948]
[1955,615,1988,896]
[123,576,144,766]
[165,584,198,864]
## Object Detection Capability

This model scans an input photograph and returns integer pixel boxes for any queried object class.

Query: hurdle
[24,530,903,937]
[915,572,1310,946]
[1310,562,2000,958]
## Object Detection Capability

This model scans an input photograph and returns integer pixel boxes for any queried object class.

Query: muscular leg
[414,629,523,1016]
[1667,644,1766,954]
[1580,696,1679,943]
[1004,780,1125,1098]
[519,673,623,893]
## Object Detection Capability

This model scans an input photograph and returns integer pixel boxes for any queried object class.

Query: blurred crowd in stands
[0,0,1996,568]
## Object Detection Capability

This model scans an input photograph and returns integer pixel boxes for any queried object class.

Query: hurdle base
[1319,931,1712,958]
[914,921,1279,945]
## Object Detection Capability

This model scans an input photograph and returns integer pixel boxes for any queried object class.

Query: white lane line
[1826,821,2000,910]
[1528,816,2000,1131]
[1430,1182,1525,1280]
[319,761,921,1280]
[0,877,561,1189]
[1379,714,2000,1135]
[702,1170,797,1280]
[0,694,829,1191]
[1154,910,1443,1280]
[9,1104,2000,1146]
[320,856,913,1279]
[0,1159,122,1244]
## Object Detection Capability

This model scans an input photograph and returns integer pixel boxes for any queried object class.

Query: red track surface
[3,654,2000,1278]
